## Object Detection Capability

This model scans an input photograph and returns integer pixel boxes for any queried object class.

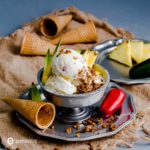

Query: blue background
[0,0,150,149]
[0,0,150,39]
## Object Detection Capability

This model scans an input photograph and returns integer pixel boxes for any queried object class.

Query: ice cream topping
[52,48,87,79]
[44,47,105,94]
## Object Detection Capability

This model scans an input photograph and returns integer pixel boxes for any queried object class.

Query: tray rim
[16,82,136,142]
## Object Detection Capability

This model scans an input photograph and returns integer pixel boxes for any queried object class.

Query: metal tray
[16,82,136,142]
[93,39,150,85]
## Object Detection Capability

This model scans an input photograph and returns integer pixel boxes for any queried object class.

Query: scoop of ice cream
[45,76,76,94]
[45,48,105,95]
[52,48,87,79]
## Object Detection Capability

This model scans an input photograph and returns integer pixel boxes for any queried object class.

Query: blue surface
[0,0,150,149]
[0,0,150,39]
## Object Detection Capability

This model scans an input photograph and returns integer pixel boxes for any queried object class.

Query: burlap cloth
[0,7,149,150]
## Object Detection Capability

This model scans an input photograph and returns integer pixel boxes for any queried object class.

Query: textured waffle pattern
[39,15,72,38]
[2,97,55,129]
[20,33,55,55]
[51,21,98,44]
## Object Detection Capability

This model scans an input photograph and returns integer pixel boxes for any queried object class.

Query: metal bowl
[37,65,110,108]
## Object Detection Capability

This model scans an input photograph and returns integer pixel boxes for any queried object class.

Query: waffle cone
[51,21,98,44]
[20,33,55,55]
[39,15,72,38]
[2,98,56,129]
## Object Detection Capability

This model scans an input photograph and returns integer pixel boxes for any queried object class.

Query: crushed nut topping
[109,123,116,131]
[102,123,108,128]
[76,68,104,94]
[73,56,78,60]
[56,49,71,57]
[65,127,72,134]
[97,118,103,124]
[75,132,80,138]
[62,66,67,71]
[84,125,94,132]
[73,123,81,130]
[65,49,71,54]
[65,114,116,138]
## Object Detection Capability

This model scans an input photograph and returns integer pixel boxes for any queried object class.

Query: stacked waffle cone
[51,21,98,44]
[20,33,55,55]
[2,97,56,129]
[39,15,72,38]
[20,15,98,56]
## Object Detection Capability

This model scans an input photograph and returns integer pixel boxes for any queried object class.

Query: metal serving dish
[93,39,150,85]
[37,65,110,123]
[16,82,136,141]
[37,65,110,108]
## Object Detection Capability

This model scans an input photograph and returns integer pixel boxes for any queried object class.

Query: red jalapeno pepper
[99,88,126,117]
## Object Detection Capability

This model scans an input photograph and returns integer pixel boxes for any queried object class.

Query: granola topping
[56,49,71,57]
[65,127,72,134]
[75,132,80,138]
[76,68,104,94]
[48,48,105,94]
[64,113,117,138]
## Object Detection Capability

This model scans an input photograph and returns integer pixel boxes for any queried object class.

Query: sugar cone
[20,33,55,55]
[2,97,56,129]
[39,15,72,38]
[51,21,98,44]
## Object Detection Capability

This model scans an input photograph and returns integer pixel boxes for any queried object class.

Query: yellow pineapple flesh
[93,64,103,75]
[109,40,132,67]
[82,49,98,68]
[142,43,150,61]
[130,41,143,63]
[75,49,82,54]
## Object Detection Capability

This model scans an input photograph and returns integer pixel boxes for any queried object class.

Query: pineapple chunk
[130,41,143,63]
[93,64,103,75]
[142,43,150,61]
[82,49,89,64]
[82,49,98,68]
[109,40,132,67]
[75,49,82,54]
[87,51,98,68]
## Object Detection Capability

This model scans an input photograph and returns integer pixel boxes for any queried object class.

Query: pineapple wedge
[142,43,150,61]
[75,49,82,54]
[82,49,98,68]
[109,40,132,67]
[130,41,143,63]
[93,64,103,75]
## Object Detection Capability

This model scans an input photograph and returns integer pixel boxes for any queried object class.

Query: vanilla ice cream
[45,76,76,94]
[52,48,87,79]
[45,48,104,94]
